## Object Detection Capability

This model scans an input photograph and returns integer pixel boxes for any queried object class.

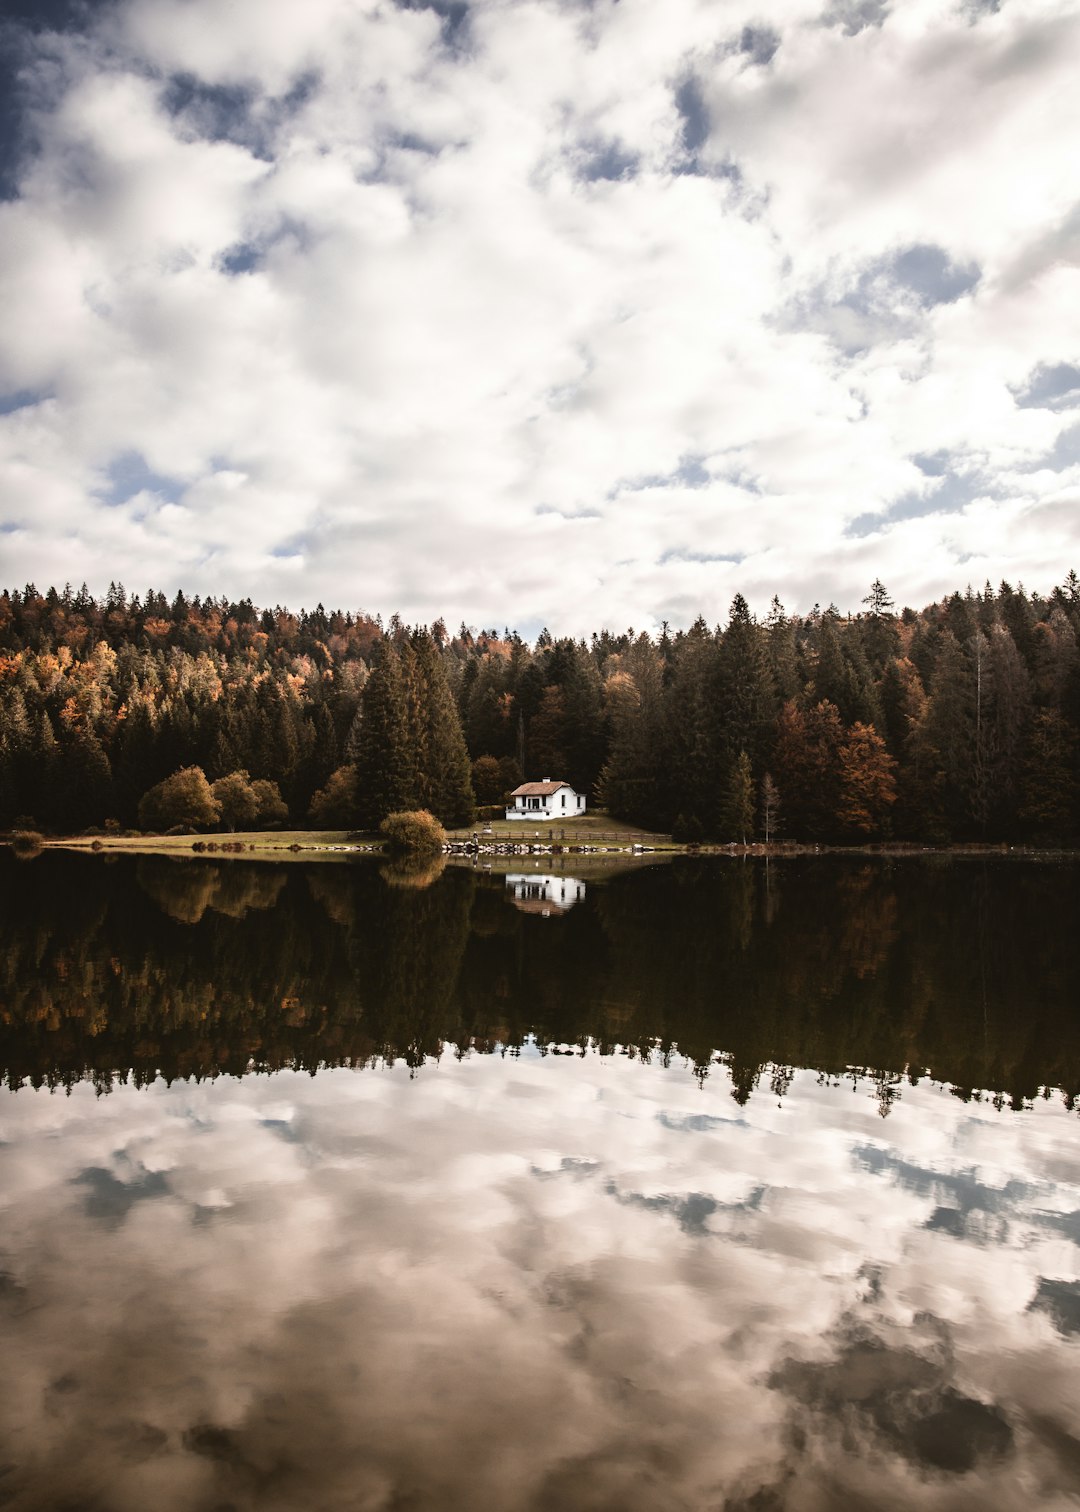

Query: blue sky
[0,0,1078,630]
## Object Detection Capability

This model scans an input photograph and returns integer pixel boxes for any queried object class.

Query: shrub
[11,828,44,856]
[379,809,447,856]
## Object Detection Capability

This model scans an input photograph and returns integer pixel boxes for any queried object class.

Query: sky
[0,0,1078,634]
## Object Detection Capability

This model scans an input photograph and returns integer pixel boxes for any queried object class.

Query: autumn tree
[212,770,260,831]
[138,766,220,831]
[773,700,843,840]
[836,723,897,836]
[308,765,358,828]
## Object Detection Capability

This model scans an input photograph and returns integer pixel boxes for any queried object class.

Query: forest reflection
[2,850,1078,1112]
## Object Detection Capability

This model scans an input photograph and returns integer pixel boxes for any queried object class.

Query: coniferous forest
[2,575,1080,843]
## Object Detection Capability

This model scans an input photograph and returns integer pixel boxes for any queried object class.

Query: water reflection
[2,852,1080,1508]
[505,871,587,915]
[1,1056,1079,1510]
[2,850,1079,1109]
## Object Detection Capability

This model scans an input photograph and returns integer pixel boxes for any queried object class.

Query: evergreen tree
[712,595,775,794]
[862,579,899,671]
[721,750,755,844]
[353,644,413,828]
[1019,712,1077,840]
[409,630,475,828]
[766,597,801,704]
[664,618,716,830]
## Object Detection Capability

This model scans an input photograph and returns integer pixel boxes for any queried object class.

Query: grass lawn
[445,811,674,846]
[40,829,370,859]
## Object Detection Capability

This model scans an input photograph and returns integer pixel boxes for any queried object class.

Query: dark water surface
[1,851,1079,1510]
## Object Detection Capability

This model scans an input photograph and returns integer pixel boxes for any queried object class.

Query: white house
[505,874,586,916]
[505,780,587,821]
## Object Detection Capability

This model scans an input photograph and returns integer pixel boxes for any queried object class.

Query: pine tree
[664,617,716,830]
[354,643,413,828]
[862,579,899,671]
[1019,711,1077,840]
[409,630,475,828]
[721,750,755,844]
[712,595,776,795]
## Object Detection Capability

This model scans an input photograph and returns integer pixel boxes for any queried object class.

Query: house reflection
[505,873,586,917]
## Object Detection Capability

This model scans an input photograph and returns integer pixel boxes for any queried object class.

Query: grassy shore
[444,813,675,847]
[8,822,1075,864]
[32,829,375,860]
[17,811,676,859]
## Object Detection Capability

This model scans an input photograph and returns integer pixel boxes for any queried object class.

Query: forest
[1,574,1079,843]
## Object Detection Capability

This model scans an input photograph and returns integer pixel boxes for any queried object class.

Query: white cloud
[0,0,1078,628]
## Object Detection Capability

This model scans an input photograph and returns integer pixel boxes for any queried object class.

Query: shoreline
[5,831,1080,864]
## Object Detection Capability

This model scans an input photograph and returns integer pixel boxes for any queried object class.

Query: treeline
[2,575,1080,841]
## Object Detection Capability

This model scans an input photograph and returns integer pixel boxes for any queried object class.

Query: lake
[1,850,1079,1510]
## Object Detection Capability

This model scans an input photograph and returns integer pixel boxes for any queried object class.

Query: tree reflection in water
[1,850,1079,1110]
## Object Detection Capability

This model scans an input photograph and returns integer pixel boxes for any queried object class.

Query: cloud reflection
[1,1054,1079,1509]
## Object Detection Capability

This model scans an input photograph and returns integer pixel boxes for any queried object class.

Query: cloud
[0,0,1078,628]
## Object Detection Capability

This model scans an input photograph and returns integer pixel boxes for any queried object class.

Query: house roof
[510,781,573,796]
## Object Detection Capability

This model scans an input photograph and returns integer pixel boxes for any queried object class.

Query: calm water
[1,851,1079,1510]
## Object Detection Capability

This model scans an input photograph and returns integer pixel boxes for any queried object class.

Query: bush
[11,828,44,856]
[379,809,447,856]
